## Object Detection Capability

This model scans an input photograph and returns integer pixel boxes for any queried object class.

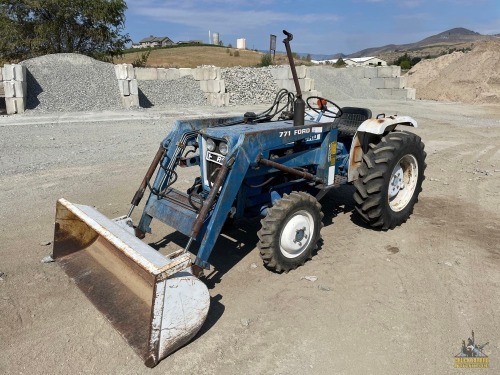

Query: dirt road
[1,100,499,374]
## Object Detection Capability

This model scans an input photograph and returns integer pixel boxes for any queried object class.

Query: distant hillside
[116,45,310,68]
[346,28,496,58]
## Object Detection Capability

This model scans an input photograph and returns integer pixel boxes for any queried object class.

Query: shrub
[132,49,151,67]
[259,53,273,67]
[334,58,346,67]
[233,50,240,57]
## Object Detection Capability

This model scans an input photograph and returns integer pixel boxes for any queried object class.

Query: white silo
[237,38,246,49]
[212,32,220,45]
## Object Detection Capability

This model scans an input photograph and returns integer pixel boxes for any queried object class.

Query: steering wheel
[306,96,343,119]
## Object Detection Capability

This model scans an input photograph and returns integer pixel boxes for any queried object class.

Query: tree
[334,58,346,67]
[392,53,412,70]
[259,53,273,67]
[0,0,130,62]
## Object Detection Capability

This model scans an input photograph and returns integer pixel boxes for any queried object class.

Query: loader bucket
[52,198,210,368]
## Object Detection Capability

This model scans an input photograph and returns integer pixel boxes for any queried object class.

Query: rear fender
[347,116,417,182]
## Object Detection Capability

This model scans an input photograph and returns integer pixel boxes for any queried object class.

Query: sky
[125,0,500,55]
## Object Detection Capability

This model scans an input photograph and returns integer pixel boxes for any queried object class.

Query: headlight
[219,142,229,155]
[206,138,216,152]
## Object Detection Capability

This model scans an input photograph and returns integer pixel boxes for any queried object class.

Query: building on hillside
[177,40,203,45]
[133,36,175,49]
[311,59,339,64]
[312,57,387,66]
[344,57,387,66]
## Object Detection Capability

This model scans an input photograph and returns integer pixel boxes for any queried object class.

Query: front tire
[353,131,426,230]
[258,192,323,273]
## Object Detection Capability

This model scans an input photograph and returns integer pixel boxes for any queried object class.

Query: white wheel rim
[388,154,418,212]
[279,210,314,259]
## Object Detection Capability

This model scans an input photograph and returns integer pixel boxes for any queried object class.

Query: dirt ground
[1,99,499,374]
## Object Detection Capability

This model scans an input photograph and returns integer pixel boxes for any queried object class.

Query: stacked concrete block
[115,64,139,108]
[206,93,229,106]
[352,65,415,100]
[2,64,27,114]
[376,65,401,78]
[272,66,321,98]
[157,68,181,80]
[179,68,194,77]
[193,67,220,81]
[134,67,158,80]
[193,67,228,106]
[370,76,407,89]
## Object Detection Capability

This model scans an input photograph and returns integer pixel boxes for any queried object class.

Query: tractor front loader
[52,30,426,367]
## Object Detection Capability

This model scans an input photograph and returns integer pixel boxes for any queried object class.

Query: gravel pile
[309,66,390,102]
[138,76,208,108]
[221,66,280,105]
[21,53,123,113]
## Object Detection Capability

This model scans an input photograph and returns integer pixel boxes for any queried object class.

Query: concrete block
[5,97,25,114]
[363,67,378,79]
[157,68,168,80]
[122,95,139,108]
[199,80,208,92]
[14,65,26,81]
[193,68,205,81]
[134,67,158,80]
[377,65,401,78]
[2,65,15,81]
[117,79,130,96]
[406,88,416,100]
[17,80,27,97]
[388,89,409,100]
[370,77,386,89]
[200,80,225,93]
[208,80,221,93]
[4,81,15,97]
[275,79,296,92]
[126,64,135,79]
[214,67,221,80]
[289,65,307,79]
[384,76,407,89]
[178,68,193,77]
[4,81,26,97]
[167,68,181,80]
[270,68,289,80]
[129,79,139,96]
[303,78,314,91]
[114,64,128,80]
[206,93,229,107]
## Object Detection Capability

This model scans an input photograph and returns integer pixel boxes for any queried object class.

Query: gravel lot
[0,100,499,374]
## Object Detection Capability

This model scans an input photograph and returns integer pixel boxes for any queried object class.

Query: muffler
[52,198,210,367]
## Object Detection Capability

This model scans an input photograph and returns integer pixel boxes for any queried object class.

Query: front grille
[206,160,221,183]
[204,140,223,186]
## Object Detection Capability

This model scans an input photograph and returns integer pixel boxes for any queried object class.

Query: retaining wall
[2,64,27,114]
[340,66,416,100]
[132,66,229,107]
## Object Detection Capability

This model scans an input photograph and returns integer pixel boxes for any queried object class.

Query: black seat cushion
[333,107,372,137]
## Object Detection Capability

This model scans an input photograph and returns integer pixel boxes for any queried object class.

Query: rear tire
[353,131,426,230]
[258,192,323,273]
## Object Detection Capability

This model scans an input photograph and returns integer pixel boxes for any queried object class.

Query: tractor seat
[333,107,372,137]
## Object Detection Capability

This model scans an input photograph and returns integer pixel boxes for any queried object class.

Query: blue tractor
[52,31,426,367]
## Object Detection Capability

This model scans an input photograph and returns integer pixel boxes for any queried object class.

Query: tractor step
[145,188,203,237]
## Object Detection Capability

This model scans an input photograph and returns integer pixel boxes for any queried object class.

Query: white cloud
[128,1,340,35]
